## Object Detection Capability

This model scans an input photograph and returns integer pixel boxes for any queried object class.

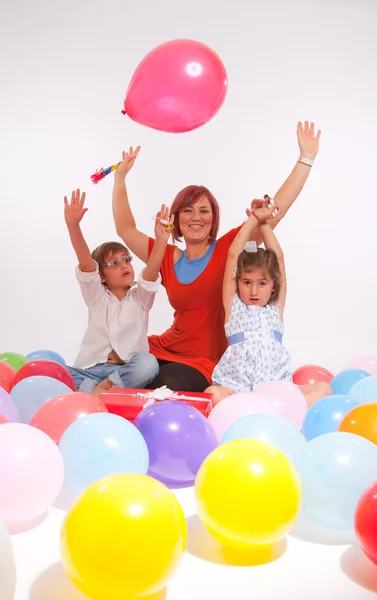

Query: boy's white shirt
[73,262,161,368]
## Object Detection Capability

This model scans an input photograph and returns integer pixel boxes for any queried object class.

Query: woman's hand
[297,121,321,160]
[115,146,141,178]
[154,204,174,243]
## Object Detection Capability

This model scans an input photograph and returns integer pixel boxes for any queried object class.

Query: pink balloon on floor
[30,392,108,444]
[0,423,64,528]
[254,381,307,429]
[208,392,277,442]
[122,39,228,133]
[345,356,377,376]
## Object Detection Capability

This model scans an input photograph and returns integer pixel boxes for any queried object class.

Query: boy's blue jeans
[66,352,159,393]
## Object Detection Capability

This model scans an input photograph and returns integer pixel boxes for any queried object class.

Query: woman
[112,122,321,392]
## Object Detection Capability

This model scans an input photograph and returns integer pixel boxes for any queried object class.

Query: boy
[64,188,173,397]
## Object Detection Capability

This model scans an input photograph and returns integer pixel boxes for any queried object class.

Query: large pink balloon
[122,39,228,133]
[345,356,377,376]
[208,392,277,442]
[254,381,307,429]
[0,423,64,528]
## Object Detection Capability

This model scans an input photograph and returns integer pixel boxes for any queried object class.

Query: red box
[100,387,213,423]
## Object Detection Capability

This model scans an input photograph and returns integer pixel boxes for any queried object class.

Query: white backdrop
[1,0,376,374]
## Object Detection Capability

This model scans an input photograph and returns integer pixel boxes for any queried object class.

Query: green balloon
[0,352,28,371]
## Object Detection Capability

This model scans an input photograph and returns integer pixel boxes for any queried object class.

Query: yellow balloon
[195,439,301,547]
[60,474,187,599]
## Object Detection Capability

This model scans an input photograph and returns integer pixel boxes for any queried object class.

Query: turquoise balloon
[26,349,67,366]
[221,413,307,466]
[330,369,370,395]
[10,376,72,423]
[296,432,377,531]
[349,376,377,404]
[59,413,149,495]
[302,395,360,441]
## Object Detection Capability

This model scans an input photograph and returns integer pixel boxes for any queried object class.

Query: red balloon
[355,480,377,565]
[123,39,228,133]
[0,360,16,392]
[29,392,108,444]
[0,413,8,424]
[14,360,76,391]
[292,364,334,386]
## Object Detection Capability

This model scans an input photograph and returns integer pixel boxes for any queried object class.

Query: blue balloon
[59,412,149,495]
[349,376,377,404]
[296,431,377,531]
[330,369,370,395]
[221,413,307,466]
[302,395,360,441]
[10,376,72,423]
[26,349,67,366]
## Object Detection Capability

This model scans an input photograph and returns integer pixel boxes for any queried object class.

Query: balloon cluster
[0,347,220,598]
[2,350,377,597]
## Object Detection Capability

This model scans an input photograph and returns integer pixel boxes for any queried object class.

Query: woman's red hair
[170,185,220,243]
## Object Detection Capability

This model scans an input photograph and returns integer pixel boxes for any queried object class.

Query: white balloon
[0,521,16,600]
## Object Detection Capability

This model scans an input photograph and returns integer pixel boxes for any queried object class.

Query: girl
[206,204,331,406]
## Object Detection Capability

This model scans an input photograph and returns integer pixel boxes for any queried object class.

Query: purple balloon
[135,401,218,485]
[0,386,19,422]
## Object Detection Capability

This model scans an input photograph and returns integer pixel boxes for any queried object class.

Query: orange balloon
[339,402,377,445]
[0,361,16,393]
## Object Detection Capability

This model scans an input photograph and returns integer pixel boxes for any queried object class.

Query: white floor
[9,485,377,600]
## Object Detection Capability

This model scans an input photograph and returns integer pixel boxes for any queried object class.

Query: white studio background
[1,0,376,374]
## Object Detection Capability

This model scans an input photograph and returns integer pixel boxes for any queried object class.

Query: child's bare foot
[92,385,105,397]
[299,382,332,407]
[205,385,236,406]
[92,378,112,397]
[97,377,112,389]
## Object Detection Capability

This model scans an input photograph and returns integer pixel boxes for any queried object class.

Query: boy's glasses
[104,256,133,269]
